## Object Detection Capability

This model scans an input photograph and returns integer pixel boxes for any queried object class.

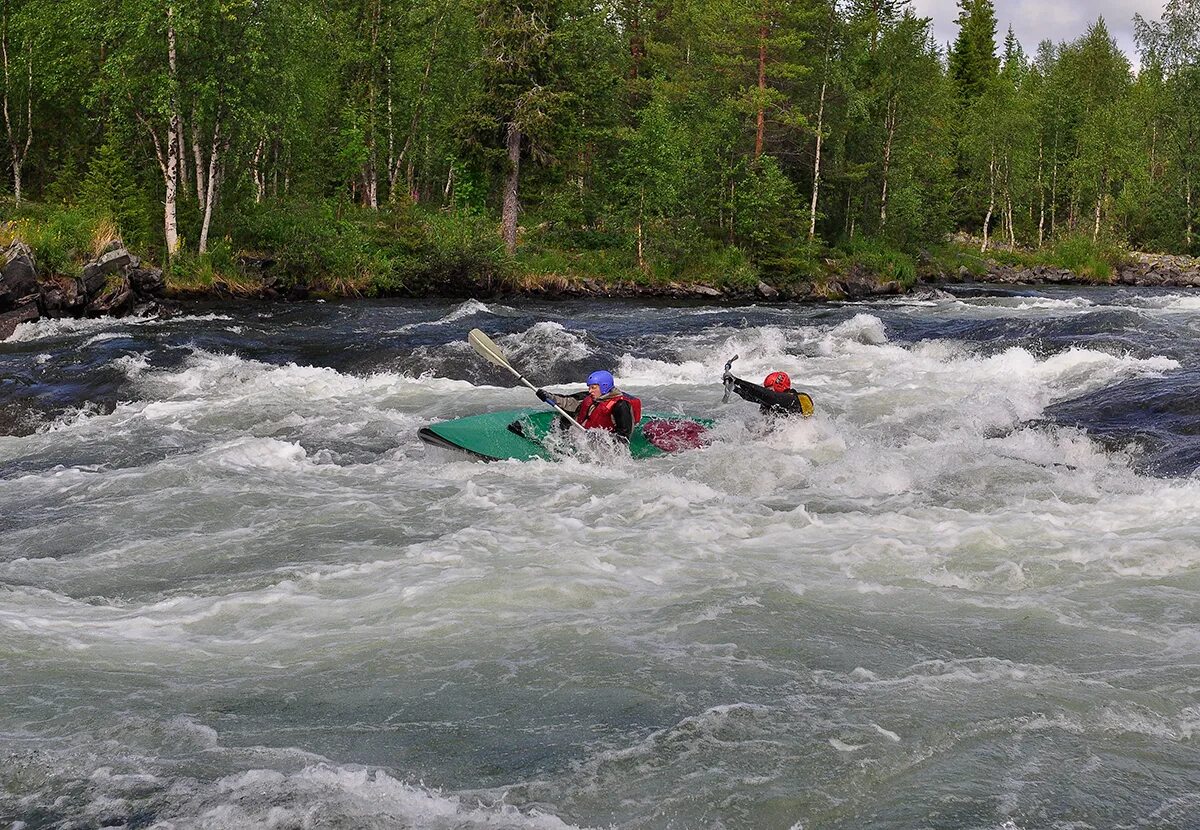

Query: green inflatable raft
[418,409,713,461]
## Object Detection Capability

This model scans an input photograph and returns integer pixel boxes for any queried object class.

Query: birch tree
[1059,19,1132,242]
[100,0,187,257]
[1136,0,1200,251]
[869,10,949,242]
[1,0,33,205]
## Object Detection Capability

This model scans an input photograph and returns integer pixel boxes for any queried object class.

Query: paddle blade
[468,328,513,371]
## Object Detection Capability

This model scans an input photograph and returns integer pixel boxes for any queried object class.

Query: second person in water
[725,369,814,417]
[537,370,643,442]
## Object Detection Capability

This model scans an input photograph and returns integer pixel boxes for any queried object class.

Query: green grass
[1,200,110,276]
[12,196,1135,298]
[932,236,1130,283]
[840,237,918,286]
[1044,235,1129,282]
[515,246,636,285]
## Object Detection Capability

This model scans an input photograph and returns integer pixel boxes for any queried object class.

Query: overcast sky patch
[910,0,1166,65]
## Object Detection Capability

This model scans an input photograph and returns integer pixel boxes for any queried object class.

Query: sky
[910,0,1167,66]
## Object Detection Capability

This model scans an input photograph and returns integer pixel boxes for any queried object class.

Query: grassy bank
[1,197,820,297]
[925,235,1131,282]
[4,197,1131,300]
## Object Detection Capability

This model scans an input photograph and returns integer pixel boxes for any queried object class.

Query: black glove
[536,388,555,405]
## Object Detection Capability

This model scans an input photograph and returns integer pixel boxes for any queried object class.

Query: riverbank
[5,227,1200,341]
[953,251,1200,288]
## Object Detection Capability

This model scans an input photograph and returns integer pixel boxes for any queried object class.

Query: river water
[2,287,1198,829]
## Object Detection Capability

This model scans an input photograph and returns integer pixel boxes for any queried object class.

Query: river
[2,286,1197,829]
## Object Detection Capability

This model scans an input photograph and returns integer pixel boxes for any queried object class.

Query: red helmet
[763,371,791,392]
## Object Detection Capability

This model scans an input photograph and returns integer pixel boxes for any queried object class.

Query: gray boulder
[86,275,134,317]
[1,242,38,310]
[97,247,132,274]
[0,300,39,340]
[129,266,166,298]
[39,276,86,319]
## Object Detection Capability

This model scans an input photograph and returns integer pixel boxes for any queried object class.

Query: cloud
[910,0,1165,65]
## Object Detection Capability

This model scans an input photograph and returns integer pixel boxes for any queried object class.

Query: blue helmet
[586,370,615,395]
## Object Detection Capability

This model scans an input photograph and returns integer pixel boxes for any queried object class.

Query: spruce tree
[948,0,999,103]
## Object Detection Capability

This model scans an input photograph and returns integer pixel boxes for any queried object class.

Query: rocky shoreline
[953,252,1200,288]
[4,241,1200,341]
[1,241,170,340]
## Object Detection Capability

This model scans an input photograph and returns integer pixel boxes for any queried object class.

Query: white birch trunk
[1149,123,1157,182]
[163,5,181,257]
[879,97,896,228]
[981,149,996,253]
[252,136,266,203]
[1050,131,1058,237]
[808,77,826,241]
[728,178,736,244]
[198,118,222,254]
[1037,136,1045,248]
[1005,153,1015,248]
[386,60,397,199]
[191,104,205,204]
[636,190,645,271]
[364,90,378,209]
[176,105,188,201]
[1,22,32,207]
[1007,194,1015,248]
[364,166,378,209]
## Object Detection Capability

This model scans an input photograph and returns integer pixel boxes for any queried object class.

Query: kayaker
[724,370,814,417]
[536,370,642,442]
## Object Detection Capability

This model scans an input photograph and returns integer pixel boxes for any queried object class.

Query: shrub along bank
[3,196,1176,335]
[2,197,925,303]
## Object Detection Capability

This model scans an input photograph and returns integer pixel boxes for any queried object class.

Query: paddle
[721,354,739,402]
[468,328,588,432]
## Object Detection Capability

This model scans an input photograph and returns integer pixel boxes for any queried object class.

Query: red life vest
[576,393,642,431]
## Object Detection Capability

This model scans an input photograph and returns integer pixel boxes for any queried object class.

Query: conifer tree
[948,0,998,103]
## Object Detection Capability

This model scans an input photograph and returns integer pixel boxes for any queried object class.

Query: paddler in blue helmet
[537,370,643,442]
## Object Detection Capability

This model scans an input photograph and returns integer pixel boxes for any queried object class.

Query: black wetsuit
[729,377,813,417]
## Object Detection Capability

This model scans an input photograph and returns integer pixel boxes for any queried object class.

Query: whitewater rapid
[2,290,1198,829]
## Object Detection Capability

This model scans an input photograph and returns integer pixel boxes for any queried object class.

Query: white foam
[1012,297,1095,311]
[3,296,1197,829]
[179,765,586,829]
[7,312,233,342]
[392,299,498,332]
[8,315,133,342]
[1130,293,1200,312]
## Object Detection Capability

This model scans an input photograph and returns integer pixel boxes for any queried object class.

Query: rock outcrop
[0,239,173,340]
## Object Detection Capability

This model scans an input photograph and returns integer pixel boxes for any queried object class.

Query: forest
[2,0,1199,294]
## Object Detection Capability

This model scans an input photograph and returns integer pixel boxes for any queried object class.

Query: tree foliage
[3,0,1196,279]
